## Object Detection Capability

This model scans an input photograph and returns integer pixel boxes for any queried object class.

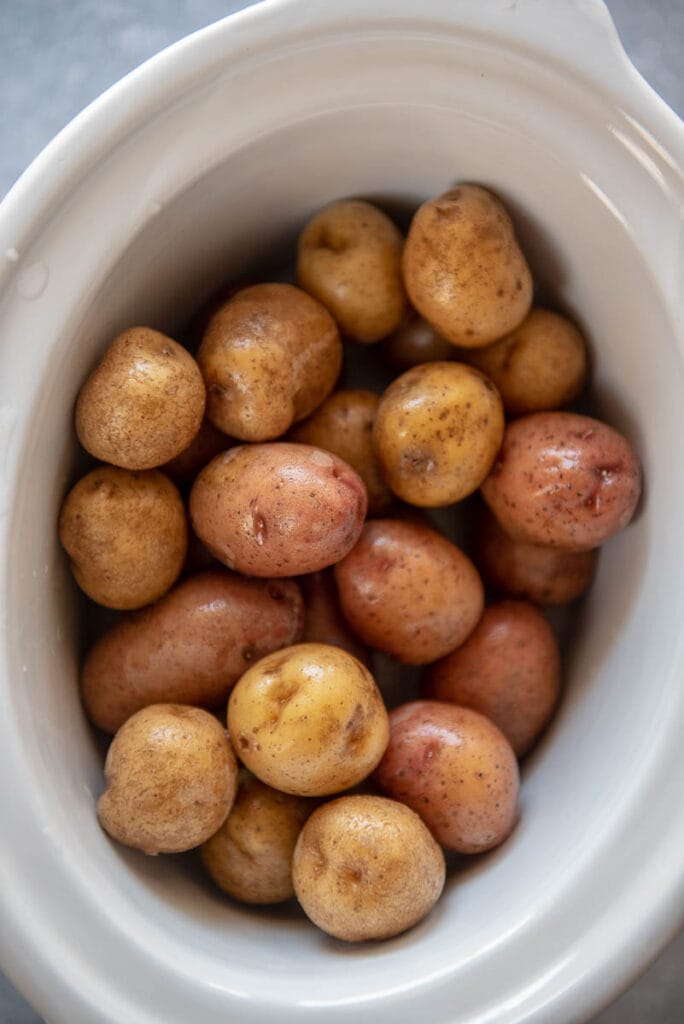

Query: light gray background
[0,1,682,1021]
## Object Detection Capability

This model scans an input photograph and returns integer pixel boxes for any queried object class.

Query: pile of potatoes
[59,183,642,943]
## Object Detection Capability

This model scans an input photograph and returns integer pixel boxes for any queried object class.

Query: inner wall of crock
[7,73,684,995]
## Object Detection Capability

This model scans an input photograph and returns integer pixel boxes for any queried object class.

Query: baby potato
[289,389,393,515]
[198,283,342,441]
[161,417,231,485]
[59,466,187,610]
[373,361,504,507]
[381,311,455,370]
[227,643,389,797]
[464,308,588,415]
[81,570,304,734]
[376,701,519,854]
[292,794,445,942]
[403,184,533,348]
[481,412,642,550]
[297,199,407,342]
[98,704,238,855]
[473,506,598,605]
[423,601,561,756]
[189,443,367,577]
[300,570,369,665]
[201,775,315,904]
[334,520,484,665]
[75,327,205,470]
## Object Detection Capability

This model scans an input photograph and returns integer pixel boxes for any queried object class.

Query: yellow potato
[464,308,588,414]
[289,389,393,515]
[372,361,504,506]
[227,643,389,796]
[292,795,445,942]
[59,466,187,610]
[75,327,205,470]
[161,417,231,485]
[297,199,407,342]
[403,185,533,348]
[97,704,238,855]
[381,311,455,370]
[198,283,341,441]
[201,775,315,904]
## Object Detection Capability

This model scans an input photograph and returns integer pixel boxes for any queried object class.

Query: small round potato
[381,312,456,370]
[373,361,504,507]
[59,466,187,610]
[81,570,304,734]
[473,507,598,605]
[334,520,484,665]
[290,389,393,515]
[403,185,533,348]
[227,643,389,796]
[161,418,231,485]
[376,701,519,854]
[97,704,238,855]
[75,327,206,470]
[201,775,315,904]
[481,412,642,550]
[464,308,588,415]
[297,199,407,342]
[423,601,561,756]
[292,794,445,942]
[189,443,367,577]
[198,283,342,441]
[300,570,369,665]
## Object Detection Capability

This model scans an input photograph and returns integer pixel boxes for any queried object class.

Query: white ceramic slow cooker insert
[0,2,682,1022]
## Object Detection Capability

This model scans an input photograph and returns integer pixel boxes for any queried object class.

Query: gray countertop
[0,1,682,1022]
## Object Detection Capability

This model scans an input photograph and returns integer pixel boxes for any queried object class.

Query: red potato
[189,443,367,577]
[300,570,369,665]
[376,701,519,854]
[473,506,598,605]
[422,601,561,756]
[81,570,304,734]
[481,412,641,550]
[334,520,484,665]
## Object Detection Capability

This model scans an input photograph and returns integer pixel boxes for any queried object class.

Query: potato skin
[201,775,315,904]
[334,520,484,665]
[189,443,367,577]
[300,570,369,665]
[227,643,389,797]
[422,601,561,756]
[473,507,598,605]
[373,361,504,507]
[376,701,519,854]
[381,312,455,370]
[97,704,238,855]
[59,466,187,610]
[297,199,407,343]
[161,417,231,485]
[292,794,445,942]
[403,185,533,348]
[464,308,588,415]
[75,327,205,470]
[480,412,642,550]
[290,389,393,515]
[81,570,304,734]
[197,283,341,441]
